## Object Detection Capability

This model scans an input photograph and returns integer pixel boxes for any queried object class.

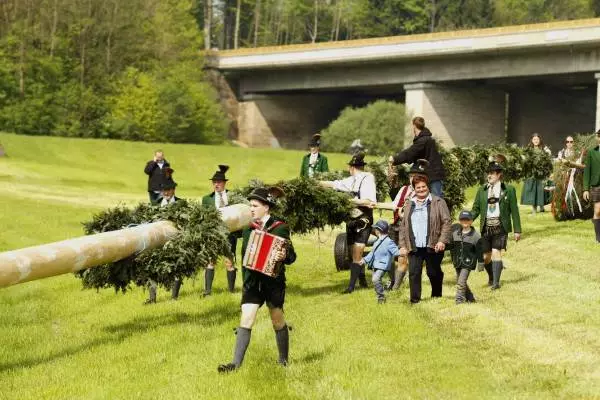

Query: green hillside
[0,133,599,399]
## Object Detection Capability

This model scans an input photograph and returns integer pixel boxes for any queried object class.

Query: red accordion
[242,230,288,277]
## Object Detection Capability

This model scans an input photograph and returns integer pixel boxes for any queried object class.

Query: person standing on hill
[201,165,241,295]
[144,150,171,205]
[582,130,600,242]
[388,117,446,198]
[300,134,329,178]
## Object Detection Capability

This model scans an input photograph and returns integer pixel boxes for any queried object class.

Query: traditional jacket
[241,217,296,287]
[397,195,452,252]
[471,182,521,234]
[448,225,484,271]
[202,190,241,249]
[362,235,400,272]
[144,160,170,192]
[583,146,600,190]
[202,190,230,208]
[300,153,329,178]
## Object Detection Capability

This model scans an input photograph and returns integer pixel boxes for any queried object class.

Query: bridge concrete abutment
[507,86,596,150]
[404,83,506,148]
[237,94,344,148]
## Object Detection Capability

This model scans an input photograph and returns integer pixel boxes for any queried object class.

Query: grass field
[0,132,599,400]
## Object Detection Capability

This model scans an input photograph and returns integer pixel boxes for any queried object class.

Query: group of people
[143,121,600,374]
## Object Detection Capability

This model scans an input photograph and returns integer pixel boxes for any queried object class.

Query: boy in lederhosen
[471,156,522,290]
[449,211,483,304]
[201,165,241,296]
[218,187,296,373]
[319,152,377,294]
[582,130,600,242]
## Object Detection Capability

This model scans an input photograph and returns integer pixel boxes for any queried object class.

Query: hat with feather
[161,168,177,190]
[348,151,367,167]
[409,159,429,177]
[247,186,285,208]
[210,165,230,181]
[487,154,506,172]
[308,133,322,148]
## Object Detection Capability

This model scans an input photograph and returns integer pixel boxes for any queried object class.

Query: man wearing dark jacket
[389,117,446,197]
[144,150,170,204]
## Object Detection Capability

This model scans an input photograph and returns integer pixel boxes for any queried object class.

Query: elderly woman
[397,174,452,303]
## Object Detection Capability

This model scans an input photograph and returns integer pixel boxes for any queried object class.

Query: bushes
[321,100,406,155]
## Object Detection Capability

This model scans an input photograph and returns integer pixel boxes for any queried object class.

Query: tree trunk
[204,0,213,50]
[253,0,261,47]
[234,0,241,49]
[430,0,436,33]
[50,0,58,57]
[312,0,318,43]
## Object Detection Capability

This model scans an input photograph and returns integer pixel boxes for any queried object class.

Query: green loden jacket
[241,217,296,287]
[300,153,329,178]
[583,146,600,191]
[471,182,522,234]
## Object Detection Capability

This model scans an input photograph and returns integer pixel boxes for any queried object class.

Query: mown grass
[0,132,599,400]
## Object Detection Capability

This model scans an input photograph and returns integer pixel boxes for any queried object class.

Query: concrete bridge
[208,18,600,152]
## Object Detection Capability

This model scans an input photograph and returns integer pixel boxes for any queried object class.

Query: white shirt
[486,182,501,218]
[214,190,228,208]
[160,196,176,207]
[331,171,377,202]
[309,152,319,166]
[258,214,271,229]
[156,161,165,169]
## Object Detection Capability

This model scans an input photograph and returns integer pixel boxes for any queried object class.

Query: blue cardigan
[362,235,400,272]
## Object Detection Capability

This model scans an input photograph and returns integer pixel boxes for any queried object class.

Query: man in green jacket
[471,156,522,290]
[300,134,329,178]
[201,165,240,295]
[583,130,600,242]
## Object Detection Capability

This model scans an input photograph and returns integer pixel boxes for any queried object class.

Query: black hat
[409,159,429,176]
[487,154,506,172]
[348,152,367,167]
[247,186,285,207]
[309,134,321,147]
[458,210,473,220]
[161,168,177,190]
[210,165,229,181]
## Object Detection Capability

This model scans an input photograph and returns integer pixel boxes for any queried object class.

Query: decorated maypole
[0,204,252,289]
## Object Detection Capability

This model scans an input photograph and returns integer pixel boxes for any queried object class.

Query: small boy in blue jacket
[360,220,400,304]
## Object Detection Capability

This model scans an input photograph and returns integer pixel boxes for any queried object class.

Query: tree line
[1,0,599,142]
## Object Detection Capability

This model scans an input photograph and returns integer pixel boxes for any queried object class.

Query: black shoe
[203,292,211,297]
[342,288,354,294]
[218,363,238,373]
[491,284,500,290]
[277,359,288,367]
[143,298,156,305]
[377,298,386,304]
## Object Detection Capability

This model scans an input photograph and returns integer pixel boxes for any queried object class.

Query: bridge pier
[404,83,506,147]
[237,94,344,148]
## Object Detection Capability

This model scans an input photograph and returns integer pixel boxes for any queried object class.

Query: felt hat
[487,154,506,172]
[409,159,429,176]
[210,165,229,181]
[161,168,177,190]
[309,134,322,147]
[247,186,285,207]
[348,152,367,167]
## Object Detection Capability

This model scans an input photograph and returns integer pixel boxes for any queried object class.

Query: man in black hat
[201,165,241,295]
[146,171,182,304]
[388,116,446,197]
[319,152,377,293]
[218,187,296,373]
[300,134,329,178]
[471,155,521,290]
[144,150,171,205]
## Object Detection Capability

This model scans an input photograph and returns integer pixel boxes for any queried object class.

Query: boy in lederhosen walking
[471,156,522,290]
[218,187,296,373]
[582,130,600,242]
[319,153,377,294]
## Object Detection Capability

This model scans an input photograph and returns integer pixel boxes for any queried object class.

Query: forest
[1,0,599,143]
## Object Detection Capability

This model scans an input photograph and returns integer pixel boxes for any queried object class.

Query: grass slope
[0,133,599,399]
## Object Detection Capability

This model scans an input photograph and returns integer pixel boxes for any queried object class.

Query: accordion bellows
[243,230,288,277]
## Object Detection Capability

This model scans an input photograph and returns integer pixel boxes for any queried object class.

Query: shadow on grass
[0,304,237,374]
[286,283,346,297]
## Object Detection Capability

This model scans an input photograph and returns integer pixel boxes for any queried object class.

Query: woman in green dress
[521,133,552,214]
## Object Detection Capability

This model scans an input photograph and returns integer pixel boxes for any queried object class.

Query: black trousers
[408,247,445,303]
